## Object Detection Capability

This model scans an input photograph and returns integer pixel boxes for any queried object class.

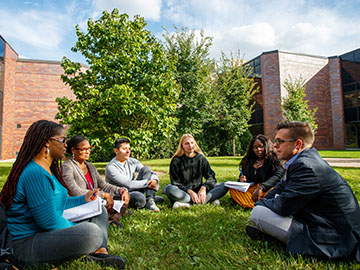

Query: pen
[89,182,97,198]
[239,168,243,176]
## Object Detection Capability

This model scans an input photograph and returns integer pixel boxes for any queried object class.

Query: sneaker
[211,199,221,206]
[154,196,165,204]
[86,253,126,269]
[173,201,191,209]
[146,198,160,212]
[246,225,268,240]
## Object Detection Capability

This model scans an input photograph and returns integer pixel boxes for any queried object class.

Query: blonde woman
[164,134,228,208]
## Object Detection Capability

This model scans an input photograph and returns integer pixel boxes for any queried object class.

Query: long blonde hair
[172,134,203,159]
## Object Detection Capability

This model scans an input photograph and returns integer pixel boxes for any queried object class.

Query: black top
[256,148,360,261]
[169,153,216,192]
[242,159,285,192]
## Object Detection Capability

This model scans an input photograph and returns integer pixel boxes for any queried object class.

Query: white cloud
[160,0,360,60]
[92,0,162,21]
[0,10,62,49]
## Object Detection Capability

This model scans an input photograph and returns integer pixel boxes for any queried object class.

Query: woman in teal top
[0,120,125,269]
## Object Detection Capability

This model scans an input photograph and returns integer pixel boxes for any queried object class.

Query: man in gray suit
[247,121,360,262]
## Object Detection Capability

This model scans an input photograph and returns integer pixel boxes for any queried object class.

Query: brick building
[248,49,360,150]
[0,35,74,159]
[0,35,359,159]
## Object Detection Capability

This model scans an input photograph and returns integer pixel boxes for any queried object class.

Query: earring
[45,147,50,158]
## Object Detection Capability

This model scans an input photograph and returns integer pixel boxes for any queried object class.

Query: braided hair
[240,134,280,174]
[0,120,69,209]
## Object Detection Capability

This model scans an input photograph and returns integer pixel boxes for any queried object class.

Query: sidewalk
[324,158,360,168]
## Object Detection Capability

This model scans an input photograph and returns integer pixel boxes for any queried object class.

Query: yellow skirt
[230,183,270,209]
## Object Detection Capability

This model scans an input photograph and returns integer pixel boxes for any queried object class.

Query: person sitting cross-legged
[0,120,125,269]
[62,135,130,227]
[105,138,162,212]
[247,121,360,262]
[163,134,228,209]
[230,134,285,209]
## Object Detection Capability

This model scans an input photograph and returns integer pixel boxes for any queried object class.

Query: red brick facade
[260,50,345,149]
[1,38,74,159]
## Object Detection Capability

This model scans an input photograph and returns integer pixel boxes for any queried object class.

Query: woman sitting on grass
[62,135,130,227]
[230,134,285,208]
[0,120,125,269]
[164,134,228,209]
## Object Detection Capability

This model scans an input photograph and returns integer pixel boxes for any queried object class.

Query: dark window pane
[346,124,358,148]
[344,92,357,108]
[341,52,354,61]
[0,37,4,59]
[344,107,358,122]
[343,83,356,92]
[355,50,360,61]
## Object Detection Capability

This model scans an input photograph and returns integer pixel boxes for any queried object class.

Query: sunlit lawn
[0,151,359,269]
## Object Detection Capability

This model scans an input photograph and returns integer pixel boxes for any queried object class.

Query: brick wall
[260,50,343,149]
[1,55,75,159]
[2,42,18,159]
[261,51,282,140]
[328,57,345,149]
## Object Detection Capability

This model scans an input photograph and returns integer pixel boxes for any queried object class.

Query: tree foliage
[201,52,258,156]
[163,27,213,137]
[56,9,178,161]
[280,76,318,132]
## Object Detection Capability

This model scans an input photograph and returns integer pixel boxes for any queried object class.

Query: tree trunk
[232,138,236,156]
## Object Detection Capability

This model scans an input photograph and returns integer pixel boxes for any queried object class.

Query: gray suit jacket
[62,158,125,197]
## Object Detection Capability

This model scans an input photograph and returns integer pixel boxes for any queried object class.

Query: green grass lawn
[0,152,359,269]
[318,150,360,158]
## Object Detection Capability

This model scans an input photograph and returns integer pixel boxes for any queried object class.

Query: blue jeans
[129,167,158,209]
[164,182,228,204]
[12,205,108,267]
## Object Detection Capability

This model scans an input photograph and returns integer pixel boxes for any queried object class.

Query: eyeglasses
[75,146,93,153]
[50,137,67,144]
[252,145,265,150]
[273,138,296,146]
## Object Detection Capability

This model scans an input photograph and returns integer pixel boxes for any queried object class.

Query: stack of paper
[225,181,253,193]
[63,197,102,222]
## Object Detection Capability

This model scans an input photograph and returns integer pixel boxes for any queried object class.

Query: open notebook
[63,197,102,222]
[224,181,253,193]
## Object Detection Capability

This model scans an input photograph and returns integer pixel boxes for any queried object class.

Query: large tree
[201,52,258,156]
[56,9,178,161]
[163,27,213,137]
[280,76,318,132]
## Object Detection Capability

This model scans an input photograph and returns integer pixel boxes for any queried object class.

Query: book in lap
[224,181,253,192]
[63,197,102,222]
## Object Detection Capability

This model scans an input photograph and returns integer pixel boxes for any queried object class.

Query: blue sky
[1,0,360,64]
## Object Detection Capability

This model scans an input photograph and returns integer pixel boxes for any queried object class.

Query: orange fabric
[230,183,271,209]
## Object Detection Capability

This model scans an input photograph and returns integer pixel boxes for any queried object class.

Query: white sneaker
[173,201,191,209]
[146,198,160,212]
[211,199,221,206]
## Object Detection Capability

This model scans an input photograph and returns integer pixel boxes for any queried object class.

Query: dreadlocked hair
[0,120,69,209]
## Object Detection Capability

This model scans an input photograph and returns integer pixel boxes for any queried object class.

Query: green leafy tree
[202,52,258,156]
[280,76,318,132]
[56,9,178,161]
[163,27,213,138]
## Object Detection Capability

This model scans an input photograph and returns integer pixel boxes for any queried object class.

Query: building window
[343,92,357,108]
[0,36,4,60]
[341,48,360,148]
[16,124,21,129]
[247,56,262,77]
